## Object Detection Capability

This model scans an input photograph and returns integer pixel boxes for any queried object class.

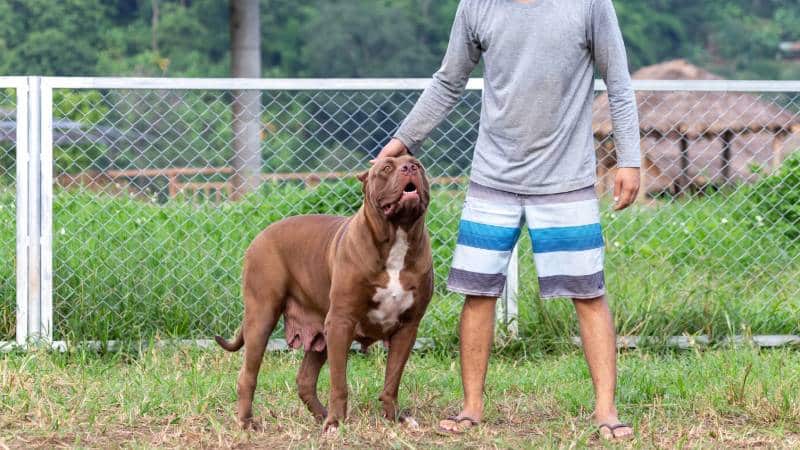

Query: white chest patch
[368,230,415,331]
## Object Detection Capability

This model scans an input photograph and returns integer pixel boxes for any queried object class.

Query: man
[374,0,640,440]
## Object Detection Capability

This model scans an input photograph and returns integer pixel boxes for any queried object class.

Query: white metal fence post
[23,76,48,345]
[14,78,30,346]
[39,78,53,343]
[499,243,519,337]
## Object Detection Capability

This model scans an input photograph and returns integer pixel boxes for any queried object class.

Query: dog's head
[358,155,430,226]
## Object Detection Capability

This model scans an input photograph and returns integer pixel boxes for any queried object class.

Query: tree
[613,1,686,69]
[300,0,439,77]
[229,0,262,199]
[0,0,108,75]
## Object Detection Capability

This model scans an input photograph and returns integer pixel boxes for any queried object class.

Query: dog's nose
[400,163,418,175]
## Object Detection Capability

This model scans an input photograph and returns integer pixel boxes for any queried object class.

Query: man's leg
[572,295,632,439]
[438,295,496,432]
[441,182,524,432]
[522,185,632,438]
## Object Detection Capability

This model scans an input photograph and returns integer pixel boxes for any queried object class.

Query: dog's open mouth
[401,182,419,200]
[381,183,420,216]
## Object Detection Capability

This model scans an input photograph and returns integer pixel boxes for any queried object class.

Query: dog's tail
[215,330,244,352]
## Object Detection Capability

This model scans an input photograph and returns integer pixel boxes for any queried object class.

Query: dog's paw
[238,417,263,431]
[322,418,340,435]
[312,409,328,423]
[400,416,420,430]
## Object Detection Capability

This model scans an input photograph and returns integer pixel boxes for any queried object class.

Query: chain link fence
[590,87,800,344]
[0,86,17,342]
[21,79,800,345]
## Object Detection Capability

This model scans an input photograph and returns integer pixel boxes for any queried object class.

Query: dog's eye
[383,165,392,173]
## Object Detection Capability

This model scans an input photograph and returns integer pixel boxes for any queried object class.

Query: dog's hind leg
[297,349,328,421]
[236,288,282,429]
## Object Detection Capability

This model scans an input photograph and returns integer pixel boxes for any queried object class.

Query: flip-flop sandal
[437,415,480,435]
[598,423,634,440]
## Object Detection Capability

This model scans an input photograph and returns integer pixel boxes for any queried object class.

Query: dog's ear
[356,171,369,194]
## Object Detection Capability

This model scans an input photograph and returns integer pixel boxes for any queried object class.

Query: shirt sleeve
[393,0,482,154]
[590,0,641,168]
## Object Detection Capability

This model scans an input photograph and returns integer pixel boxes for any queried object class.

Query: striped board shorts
[446,182,605,299]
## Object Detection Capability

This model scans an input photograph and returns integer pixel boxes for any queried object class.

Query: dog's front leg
[380,321,420,428]
[322,308,356,433]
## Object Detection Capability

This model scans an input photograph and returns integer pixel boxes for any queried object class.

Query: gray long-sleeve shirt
[394,0,640,195]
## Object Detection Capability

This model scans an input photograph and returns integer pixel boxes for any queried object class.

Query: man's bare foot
[437,412,481,434]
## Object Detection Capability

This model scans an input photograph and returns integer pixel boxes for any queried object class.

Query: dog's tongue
[401,191,419,201]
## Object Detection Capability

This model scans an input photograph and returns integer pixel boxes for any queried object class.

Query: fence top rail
[0,76,28,89]
[36,77,800,92]
[41,77,456,91]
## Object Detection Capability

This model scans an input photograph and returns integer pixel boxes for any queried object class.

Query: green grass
[0,187,15,341]
[1,346,799,448]
[0,176,798,345]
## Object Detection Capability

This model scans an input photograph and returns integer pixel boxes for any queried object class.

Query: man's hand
[371,138,409,164]
[613,167,640,211]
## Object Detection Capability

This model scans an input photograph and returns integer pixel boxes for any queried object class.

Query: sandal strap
[446,415,480,425]
[598,423,632,438]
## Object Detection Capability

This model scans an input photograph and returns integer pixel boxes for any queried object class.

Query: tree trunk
[720,130,733,186]
[229,0,262,199]
[151,0,159,53]
[772,132,786,172]
[676,134,690,196]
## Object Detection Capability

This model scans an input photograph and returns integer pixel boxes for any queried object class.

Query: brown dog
[216,155,433,432]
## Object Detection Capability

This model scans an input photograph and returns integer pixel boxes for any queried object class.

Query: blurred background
[0,0,798,79]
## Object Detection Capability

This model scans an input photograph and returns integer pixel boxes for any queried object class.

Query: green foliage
[54,144,111,175]
[0,189,13,337]
[0,0,109,75]
[2,183,798,344]
[614,1,687,68]
[289,177,363,216]
[54,90,109,124]
[749,151,800,239]
[0,0,796,78]
[300,0,440,77]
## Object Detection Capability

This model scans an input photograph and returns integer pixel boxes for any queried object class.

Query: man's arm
[591,0,641,210]
[376,0,482,159]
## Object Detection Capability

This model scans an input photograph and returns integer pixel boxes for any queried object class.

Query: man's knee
[572,295,608,311]
[465,295,497,303]
[464,295,498,310]
[461,296,498,321]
